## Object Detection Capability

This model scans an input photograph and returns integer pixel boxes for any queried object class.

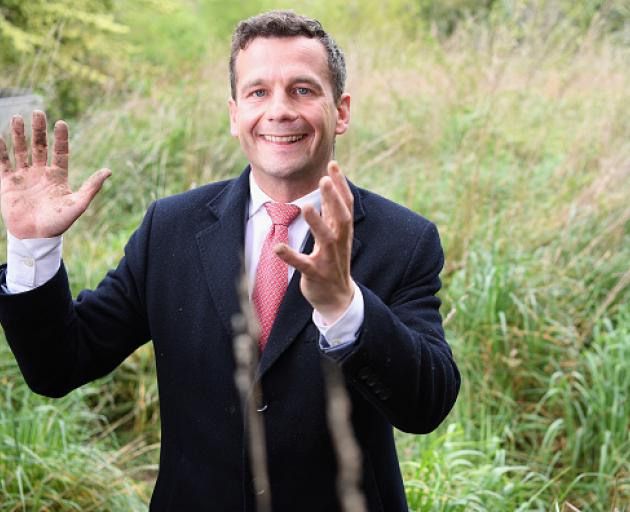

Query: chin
[259,161,313,180]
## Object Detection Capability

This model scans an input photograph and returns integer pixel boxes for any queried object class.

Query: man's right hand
[0,111,111,239]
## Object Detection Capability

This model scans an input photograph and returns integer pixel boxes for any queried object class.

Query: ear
[335,93,351,135]
[228,98,239,137]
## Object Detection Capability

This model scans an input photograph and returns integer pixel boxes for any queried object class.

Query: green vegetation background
[1,0,629,510]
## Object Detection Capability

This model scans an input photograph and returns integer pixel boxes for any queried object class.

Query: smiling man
[0,10,460,512]
[229,35,350,201]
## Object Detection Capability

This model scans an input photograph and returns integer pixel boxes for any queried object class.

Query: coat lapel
[195,169,250,337]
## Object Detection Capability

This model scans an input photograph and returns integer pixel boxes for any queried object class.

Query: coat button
[379,388,391,400]
[358,366,371,380]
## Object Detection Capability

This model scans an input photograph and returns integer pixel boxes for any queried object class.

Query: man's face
[229,36,350,196]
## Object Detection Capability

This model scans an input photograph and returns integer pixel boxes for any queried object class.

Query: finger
[53,120,69,171]
[303,204,335,246]
[31,110,48,167]
[76,168,112,209]
[11,116,28,169]
[274,243,313,275]
[328,160,353,211]
[320,176,352,236]
[0,137,12,175]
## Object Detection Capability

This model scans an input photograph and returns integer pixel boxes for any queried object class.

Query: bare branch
[322,358,367,512]
[232,266,271,512]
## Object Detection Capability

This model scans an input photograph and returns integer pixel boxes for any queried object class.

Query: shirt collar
[248,171,322,219]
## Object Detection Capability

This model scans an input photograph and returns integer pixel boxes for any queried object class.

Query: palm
[0,112,110,239]
[2,163,78,238]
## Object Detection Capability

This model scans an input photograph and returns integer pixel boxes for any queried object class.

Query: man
[0,10,460,512]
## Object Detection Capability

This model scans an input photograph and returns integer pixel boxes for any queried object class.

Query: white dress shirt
[6,234,63,293]
[5,173,364,349]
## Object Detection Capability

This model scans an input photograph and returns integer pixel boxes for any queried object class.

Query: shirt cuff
[313,281,364,348]
[6,232,63,294]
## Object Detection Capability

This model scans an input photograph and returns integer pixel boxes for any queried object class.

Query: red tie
[252,202,301,350]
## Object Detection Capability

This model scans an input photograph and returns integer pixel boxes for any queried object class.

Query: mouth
[260,134,307,145]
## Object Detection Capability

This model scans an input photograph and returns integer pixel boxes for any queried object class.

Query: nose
[265,91,298,122]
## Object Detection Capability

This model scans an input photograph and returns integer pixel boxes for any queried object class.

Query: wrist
[315,283,355,325]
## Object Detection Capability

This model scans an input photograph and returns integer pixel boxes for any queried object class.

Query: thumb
[76,168,111,210]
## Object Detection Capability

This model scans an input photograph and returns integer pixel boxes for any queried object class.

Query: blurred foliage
[117,0,210,71]
[1,0,629,118]
[0,0,131,118]
[416,0,630,37]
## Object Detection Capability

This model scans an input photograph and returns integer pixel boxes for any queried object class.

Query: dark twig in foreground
[232,268,271,512]
[322,358,367,512]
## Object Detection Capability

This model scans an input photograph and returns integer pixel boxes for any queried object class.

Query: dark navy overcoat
[0,168,460,511]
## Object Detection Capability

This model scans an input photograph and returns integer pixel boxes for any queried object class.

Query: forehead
[234,36,331,88]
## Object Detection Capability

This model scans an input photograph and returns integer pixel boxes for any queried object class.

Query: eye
[251,89,266,98]
[295,87,311,96]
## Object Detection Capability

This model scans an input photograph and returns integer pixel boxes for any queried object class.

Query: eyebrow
[240,79,265,94]
[291,76,324,91]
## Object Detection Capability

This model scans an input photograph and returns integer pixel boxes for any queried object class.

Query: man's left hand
[275,161,355,324]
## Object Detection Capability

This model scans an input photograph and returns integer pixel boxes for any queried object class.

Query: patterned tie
[252,202,301,350]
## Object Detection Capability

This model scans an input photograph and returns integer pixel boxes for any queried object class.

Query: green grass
[0,343,153,509]
[1,1,629,510]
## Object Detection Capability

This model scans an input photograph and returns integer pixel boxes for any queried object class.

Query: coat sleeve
[0,202,157,398]
[332,220,460,434]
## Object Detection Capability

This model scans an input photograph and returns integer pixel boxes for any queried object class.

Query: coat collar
[195,166,365,377]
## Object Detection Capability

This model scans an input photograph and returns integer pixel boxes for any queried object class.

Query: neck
[251,169,324,203]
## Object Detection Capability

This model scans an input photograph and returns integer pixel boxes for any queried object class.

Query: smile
[261,134,306,144]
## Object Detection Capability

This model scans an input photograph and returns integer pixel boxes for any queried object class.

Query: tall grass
[0,343,153,509]
[1,1,629,510]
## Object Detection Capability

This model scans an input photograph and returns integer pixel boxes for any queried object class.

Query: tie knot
[264,202,301,226]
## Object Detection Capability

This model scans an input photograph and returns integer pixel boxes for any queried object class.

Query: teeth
[263,135,305,143]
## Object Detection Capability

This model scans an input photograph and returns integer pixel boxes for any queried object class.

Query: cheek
[235,106,263,134]
[318,104,338,131]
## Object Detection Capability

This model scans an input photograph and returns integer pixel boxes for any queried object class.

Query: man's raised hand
[275,161,355,324]
[0,111,111,239]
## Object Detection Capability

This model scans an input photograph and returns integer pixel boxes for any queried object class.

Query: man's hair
[229,10,346,102]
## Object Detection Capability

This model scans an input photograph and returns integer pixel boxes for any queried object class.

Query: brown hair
[230,10,346,102]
